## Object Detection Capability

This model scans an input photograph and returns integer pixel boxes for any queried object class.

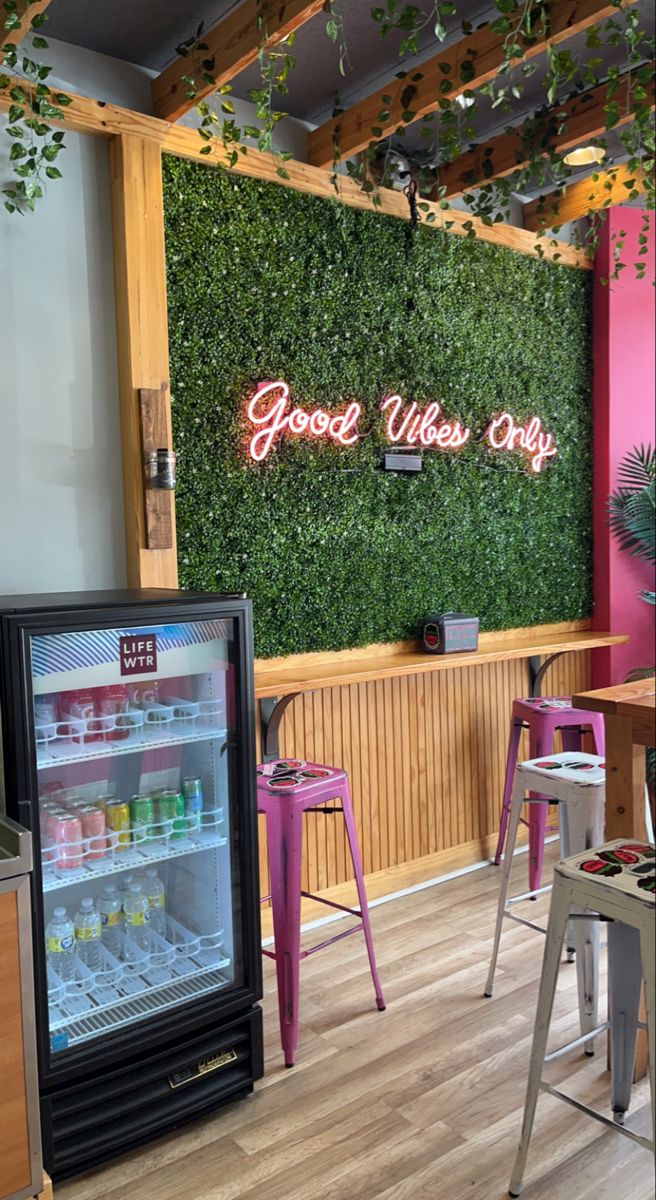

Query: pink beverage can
[79,806,107,860]
[52,814,84,869]
[96,684,130,741]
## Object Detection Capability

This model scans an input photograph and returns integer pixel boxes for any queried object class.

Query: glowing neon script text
[382,395,471,450]
[248,381,362,463]
[486,412,557,473]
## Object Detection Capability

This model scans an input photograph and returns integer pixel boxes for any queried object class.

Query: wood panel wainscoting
[254,620,597,910]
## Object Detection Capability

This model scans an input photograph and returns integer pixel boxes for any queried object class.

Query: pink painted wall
[592,207,655,685]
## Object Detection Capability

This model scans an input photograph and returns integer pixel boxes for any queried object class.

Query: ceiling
[45,0,654,183]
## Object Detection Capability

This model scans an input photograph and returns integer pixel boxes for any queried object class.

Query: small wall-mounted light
[145,448,177,490]
[563,145,606,167]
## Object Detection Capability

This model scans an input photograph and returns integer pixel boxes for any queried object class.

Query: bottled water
[143,869,166,936]
[74,897,103,974]
[117,873,134,910]
[98,884,122,958]
[46,907,76,983]
[122,882,151,957]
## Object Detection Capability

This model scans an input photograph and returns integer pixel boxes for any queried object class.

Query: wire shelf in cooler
[41,810,226,891]
[48,918,230,1049]
[35,713,228,769]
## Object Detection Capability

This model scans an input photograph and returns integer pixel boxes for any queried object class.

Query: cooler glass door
[29,615,246,1060]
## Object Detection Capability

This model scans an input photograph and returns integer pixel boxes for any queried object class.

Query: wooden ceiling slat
[437,76,655,200]
[0,77,592,268]
[307,0,639,169]
[523,162,649,230]
[152,0,325,123]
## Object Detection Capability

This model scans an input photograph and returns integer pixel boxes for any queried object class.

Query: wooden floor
[56,849,653,1200]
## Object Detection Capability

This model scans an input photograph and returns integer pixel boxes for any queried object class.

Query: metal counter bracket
[529,652,566,698]
[260,693,302,762]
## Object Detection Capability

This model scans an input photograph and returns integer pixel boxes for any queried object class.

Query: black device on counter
[421,612,480,654]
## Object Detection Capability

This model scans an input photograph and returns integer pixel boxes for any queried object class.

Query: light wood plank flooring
[56,850,653,1200]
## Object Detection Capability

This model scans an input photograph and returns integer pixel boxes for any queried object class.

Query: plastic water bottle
[143,869,166,936]
[74,897,103,974]
[117,873,134,910]
[122,882,151,957]
[45,907,76,983]
[98,884,122,958]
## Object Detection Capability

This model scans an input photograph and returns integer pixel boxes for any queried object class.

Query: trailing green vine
[1,0,69,212]
[1,0,653,283]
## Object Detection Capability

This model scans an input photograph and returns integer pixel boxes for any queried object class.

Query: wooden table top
[573,677,656,716]
[254,628,628,700]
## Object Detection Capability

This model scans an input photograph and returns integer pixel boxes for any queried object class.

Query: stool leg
[560,793,604,1054]
[340,783,386,1011]
[639,916,656,1153]
[265,799,304,1068]
[508,875,571,1197]
[608,922,642,1123]
[527,728,552,895]
[485,778,524,998]
[560,726,582,753]
[494,720,523,866]
[588,712,605,756]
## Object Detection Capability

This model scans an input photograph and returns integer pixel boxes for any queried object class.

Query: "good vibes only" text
[246,381,557,473]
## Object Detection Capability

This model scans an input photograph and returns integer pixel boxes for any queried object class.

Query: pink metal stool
[257,758,386,1067]
[494,697,605,892]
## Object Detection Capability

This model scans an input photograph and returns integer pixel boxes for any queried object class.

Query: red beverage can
[96,684,130,741]
[79,806,107,860]
[52,814,84,869]
[61,688,98,743]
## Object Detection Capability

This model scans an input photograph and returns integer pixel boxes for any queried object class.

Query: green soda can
[130,794,155,844]
[157,790,186,841]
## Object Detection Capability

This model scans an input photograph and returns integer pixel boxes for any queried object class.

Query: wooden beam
[108,134,178,588]
[438,76,654,200]
[523,163,649,230]
[152,0,325,122]
[2,0,52,45]
[0,78,592,269]
[307,0,638,169]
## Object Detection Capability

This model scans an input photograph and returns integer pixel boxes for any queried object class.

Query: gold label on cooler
[168,1048,238,1089]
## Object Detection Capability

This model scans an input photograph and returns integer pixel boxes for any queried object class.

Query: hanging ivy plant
[0,0,69,212]
[1,0,653,282]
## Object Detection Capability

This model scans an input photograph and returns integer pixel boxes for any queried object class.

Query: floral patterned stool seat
[509,839,655,1197]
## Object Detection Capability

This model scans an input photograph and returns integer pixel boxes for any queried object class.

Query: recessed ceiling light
[563,145,606,166]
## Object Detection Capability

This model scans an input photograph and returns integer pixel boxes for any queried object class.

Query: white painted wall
[0,124,127,594]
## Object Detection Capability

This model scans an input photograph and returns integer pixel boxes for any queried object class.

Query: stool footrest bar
[299,923,364,958]
[507,885,552,905]
[543,1023,608,1063]
[504,911,548,935]
[538,1082,654,1151]
[300,890,362,919]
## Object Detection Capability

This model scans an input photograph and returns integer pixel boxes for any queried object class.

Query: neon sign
[246,381,557,473]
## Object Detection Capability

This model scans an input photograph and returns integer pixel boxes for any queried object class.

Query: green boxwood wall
[163,155,593,659]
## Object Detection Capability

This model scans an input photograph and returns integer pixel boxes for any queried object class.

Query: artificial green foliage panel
[163,155,593,658]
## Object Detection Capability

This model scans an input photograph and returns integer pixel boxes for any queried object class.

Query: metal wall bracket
[529,651,566,697]
[259,693,301,762]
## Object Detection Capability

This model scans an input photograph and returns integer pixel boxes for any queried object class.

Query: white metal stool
[508,839,655,1197]
[485,752,606,1054]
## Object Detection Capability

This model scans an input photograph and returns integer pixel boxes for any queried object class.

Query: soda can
[182,777,203,832]
[130,794,155,844]
[79,806,107,860]
[34,694,59,726]
[94,793,115,814]
[52,814,84,870]
[156,791,186,841]
[96,684,130,742]
[105,800,131,851]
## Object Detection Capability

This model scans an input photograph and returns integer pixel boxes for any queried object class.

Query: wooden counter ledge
[255,627,628,699]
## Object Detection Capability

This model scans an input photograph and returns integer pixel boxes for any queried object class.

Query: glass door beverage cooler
[0,590,263,1180]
